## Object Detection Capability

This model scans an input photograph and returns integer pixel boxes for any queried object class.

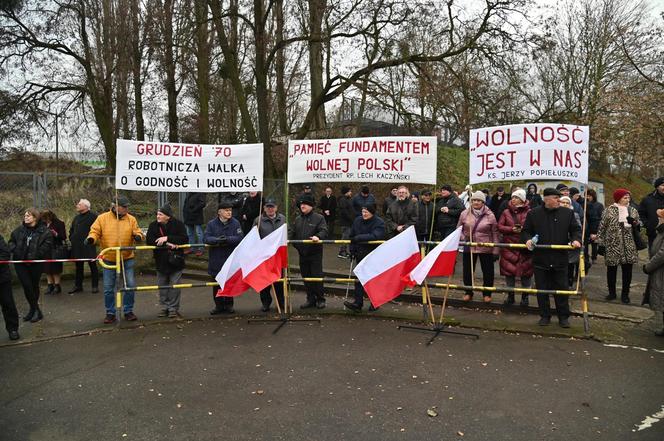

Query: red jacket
[498,200,533,277]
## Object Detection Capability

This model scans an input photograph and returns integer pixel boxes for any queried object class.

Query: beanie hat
[441,184,453,192]
[341,185,351,194]
[299,194,315,207]
[362,204,376,214]
[114,195,130,207]
[360,185,370,194]
[613,188,630,203]
[556,183,568,191]
[511,189,527,202]
[560,196,572,204]
[470,191,486,203]
[218,200,233,210]
[569,187,580,196]
[654,177,664,188]
[158,204,173,217]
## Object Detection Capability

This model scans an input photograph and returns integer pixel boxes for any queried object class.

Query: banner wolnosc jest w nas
[287,136,437,184]
[115,139,264,192]
[468,124,589,185]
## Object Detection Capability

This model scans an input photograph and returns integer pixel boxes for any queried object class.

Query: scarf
[613,203,631,228]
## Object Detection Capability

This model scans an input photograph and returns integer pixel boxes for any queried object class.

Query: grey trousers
[157,270,183,312]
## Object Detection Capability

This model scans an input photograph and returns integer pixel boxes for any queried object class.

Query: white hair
[78,199,91,209]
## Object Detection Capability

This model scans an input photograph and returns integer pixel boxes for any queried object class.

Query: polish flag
[242,224,288,292]
[215,228,259,297]
[353,226,421,308]
[404,226,462,286]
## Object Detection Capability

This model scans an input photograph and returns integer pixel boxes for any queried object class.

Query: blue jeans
[103,259,136,315]
[186,224,204,251]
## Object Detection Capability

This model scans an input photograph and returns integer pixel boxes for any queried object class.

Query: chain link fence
[0,172,286,235]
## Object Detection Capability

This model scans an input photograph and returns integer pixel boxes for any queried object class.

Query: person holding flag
[204,200,244,315]
[253,198,287,312]
[343,204,385,312]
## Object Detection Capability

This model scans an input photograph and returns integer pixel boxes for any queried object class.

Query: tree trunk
[194,0,210,143]
[131,0,145,140]
[274,0,288,135]
[162,0,179,142]
[308,0,327,132]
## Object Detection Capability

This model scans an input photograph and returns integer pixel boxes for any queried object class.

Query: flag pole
[270,284,282,315]
[438,274,452,325]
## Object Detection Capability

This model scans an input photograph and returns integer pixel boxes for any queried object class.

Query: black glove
[217,235,227,245]
[626,216,636,225]
[134,235,143,242]
[84,237,94,246]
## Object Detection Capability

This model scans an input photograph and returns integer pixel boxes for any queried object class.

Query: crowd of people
[1,177,664,341]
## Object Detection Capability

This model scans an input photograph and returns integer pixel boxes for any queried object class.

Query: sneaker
[124,312,138,321]
[168,310,180,318]
[157,309,169,318]
[210,308,224,315]
[559,317,570,328]
[368,305,379,312]
[538,316,551,326]
[104,314,116,324]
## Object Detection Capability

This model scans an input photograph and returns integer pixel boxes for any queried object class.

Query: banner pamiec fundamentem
[469,123,589,185]
[288,136,437,184]
[115,139,264,192]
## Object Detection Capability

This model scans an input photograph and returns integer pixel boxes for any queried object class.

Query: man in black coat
[415,190,435,242]
[294,184,314,211]
[489,186,508,219]
[337,186,354,258]
[343,204,385,312]
[435,185,464,239]
[240,191,261,234]
[289,194,328,309]
[385,186,418,238]
[0,234,19,340]
[146,205,188,318]
[639,177,664,249]
[253,198,287,312]
[68,199,99,293]
[319,186,337,239]
[382,187,398,216]
[183,192,206,255]
[522,188,582,328]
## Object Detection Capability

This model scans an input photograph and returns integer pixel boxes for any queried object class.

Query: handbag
[159,226,185,270]
[597,244,606,256]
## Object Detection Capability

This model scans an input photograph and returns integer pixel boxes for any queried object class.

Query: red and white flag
[404,226,462,286]
[215,228,260,297]
[353,226,421,308]
[242,224,288,292]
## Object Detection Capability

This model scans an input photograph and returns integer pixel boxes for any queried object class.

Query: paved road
[1,316,662,441]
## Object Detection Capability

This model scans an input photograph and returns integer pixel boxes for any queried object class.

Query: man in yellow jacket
[86,196,144,324]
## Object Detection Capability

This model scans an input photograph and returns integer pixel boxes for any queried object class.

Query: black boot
[520,295,529,307]
[54,284,62,294]
[46,284,54,295]
[22,308,35,322]
[30,308,43,323]
[503,293,515,305]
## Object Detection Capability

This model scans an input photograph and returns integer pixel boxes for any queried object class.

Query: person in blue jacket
[343,204,385,312]
[204,200,244,314]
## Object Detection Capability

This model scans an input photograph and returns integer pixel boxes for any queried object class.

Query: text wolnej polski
[115,139,264,192]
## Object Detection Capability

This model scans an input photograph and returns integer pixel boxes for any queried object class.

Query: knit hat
[360,185,370,194]
[556,183,568,191]
[560,196,572,204]
[440,184,453,192]
[114,195,130,207]
[569,187,580,196]
[654,177,664,188]
[511,189,527,202]
[158,204,173,217]
[613,188,630,203]
[299,194,315,207]
[470,191,486,203]
[341,185,351,194]
[422,190,432,196]
[362,204,376,214]
[543,188,561,197]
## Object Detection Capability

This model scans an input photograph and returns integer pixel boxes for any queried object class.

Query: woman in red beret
[596,189,641,303]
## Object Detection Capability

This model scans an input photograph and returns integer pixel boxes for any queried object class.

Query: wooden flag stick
[270,284,282,315]
[424,280,436,324]
[438,274,453,325]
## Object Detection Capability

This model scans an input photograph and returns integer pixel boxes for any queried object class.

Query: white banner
[115,139,264,192]
[287,136,437,184]
[469,123,589,184]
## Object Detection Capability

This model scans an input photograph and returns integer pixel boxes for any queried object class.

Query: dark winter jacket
[0,234,12,283]
[289,211,328,257]
[489,193,508,220]
[69,210,98,259]
[240,194,262,233]
[497,200,533,278]
[639,190,664,239]
[349,215,385,261]
[352,193,377,217]
[338,195,354,227]
[183,193,206,225]
[521,206,582,269]
[415,200,435,238]
[254,213,287,238]
[434,193,464,230]
[146,216,188,274]
[203,217,244,276]
[9,222,54,261]
[385,199,418,238]
[319,194,337,220]
[585,201,604,235]
[46,219,67,248]
[382,195,396,216]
